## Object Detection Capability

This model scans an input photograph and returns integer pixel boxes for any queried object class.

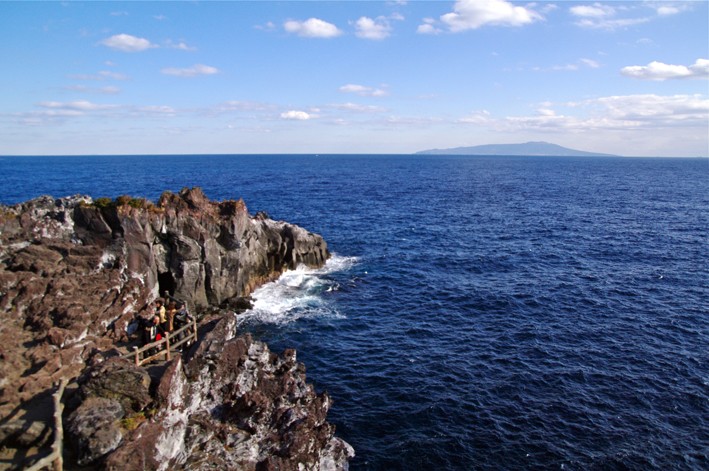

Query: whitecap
[237,254,357,326]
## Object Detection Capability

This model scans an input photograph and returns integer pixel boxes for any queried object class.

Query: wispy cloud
[570,2,653,29]
[620,59,709,81]
[212,101,279,112]
[36,100,124,111]
[284,18,342,38]
[164,39,197,51]
[63,85,122,95]
[254,21,277,31]
[323,103,390,113]
[552,64,579,71]
[339,84,390,97]
[66,74,105,81]
[160,64,221,78]
[99,34,157,52]
[456,94,709,131]
[98,70,131,80]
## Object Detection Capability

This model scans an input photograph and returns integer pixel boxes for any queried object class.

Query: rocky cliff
[0,188,352,470]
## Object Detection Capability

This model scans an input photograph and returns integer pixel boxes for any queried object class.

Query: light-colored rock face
[0,188,348,470]
[100,317,354,471]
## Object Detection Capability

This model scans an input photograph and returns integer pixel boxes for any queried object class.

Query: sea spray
[237,254,359,327]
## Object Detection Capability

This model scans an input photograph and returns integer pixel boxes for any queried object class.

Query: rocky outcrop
[0,188,350,470]
[96,316,353,471]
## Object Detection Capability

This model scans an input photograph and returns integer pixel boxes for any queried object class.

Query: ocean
[1,154,707,470]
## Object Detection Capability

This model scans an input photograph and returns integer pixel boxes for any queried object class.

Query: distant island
[415,141,619,157]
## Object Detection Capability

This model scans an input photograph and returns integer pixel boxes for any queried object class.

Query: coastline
[0,188,352,470]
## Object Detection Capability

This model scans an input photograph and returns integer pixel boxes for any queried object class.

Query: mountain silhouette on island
[415,141,619,157]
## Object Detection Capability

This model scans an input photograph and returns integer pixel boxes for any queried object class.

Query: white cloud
[339,84,390,97]
[164,39,197,51]
[213,101,278,112]
[135,106,176,116]
[280,110,312,120]
[570,3,615,18]
[63,85,122,95]
[384,116,445,127]
[99,34,157,52]
[160,64,221,78]
[98,71,131,80]
[439,0,543,32]
[324,103,390,112]
[36,100,123,111]
[354,16,392,40]
[580,58,600,68]
[620,59,709,81]
[574,16,649,28]
[153,15,166,20]
[567,94,708,127]
[254,21,277,31]
[656,6,679,16]
[284,18,342,38]
[552,64,579,71]
[417,23,444,34]
[570,4,652,29]
[104,61,117,66]
[456,94,709,132]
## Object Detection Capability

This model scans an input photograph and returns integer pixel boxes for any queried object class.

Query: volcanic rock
[0,188,350,470]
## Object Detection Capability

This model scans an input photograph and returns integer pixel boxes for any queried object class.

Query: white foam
[238,254,357,326]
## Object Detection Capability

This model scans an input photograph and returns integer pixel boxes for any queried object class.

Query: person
[155,298,168,332]
[173,303,196,349]
[142,315,165,357]
[165,302,177,333]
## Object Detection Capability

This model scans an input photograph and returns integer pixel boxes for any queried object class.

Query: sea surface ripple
[1,155,707,470]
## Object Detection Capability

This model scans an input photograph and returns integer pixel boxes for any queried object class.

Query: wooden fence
[122,320,197,367]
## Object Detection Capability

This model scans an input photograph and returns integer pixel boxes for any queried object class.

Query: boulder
[79,358,152,414]
[66,396,125,466]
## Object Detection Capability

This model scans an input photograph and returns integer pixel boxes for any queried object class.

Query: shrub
[128,198,146,209]
[92,197,113,209]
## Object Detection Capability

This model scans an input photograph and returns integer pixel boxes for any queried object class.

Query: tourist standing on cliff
[165,302,177,333]
[155,298,167,332]
[173,303,196,347]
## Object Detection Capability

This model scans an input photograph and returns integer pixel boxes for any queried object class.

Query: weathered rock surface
[0,188,350,470]
[102,318,354,471]
[66,396,125,466]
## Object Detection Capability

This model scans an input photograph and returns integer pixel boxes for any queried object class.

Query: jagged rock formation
[87,315,354,471]
[0,188,350,470]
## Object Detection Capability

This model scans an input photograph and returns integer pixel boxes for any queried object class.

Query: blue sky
[1,1,707,156]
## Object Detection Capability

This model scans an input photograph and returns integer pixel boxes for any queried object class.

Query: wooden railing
[122,320,197,367]
[25,378,68,471]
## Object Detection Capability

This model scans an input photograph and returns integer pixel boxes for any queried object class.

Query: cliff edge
[0,188,352,470]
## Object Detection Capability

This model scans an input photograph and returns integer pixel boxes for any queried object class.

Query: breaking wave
[237,254,358,326]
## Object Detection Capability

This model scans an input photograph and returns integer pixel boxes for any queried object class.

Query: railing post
[165,334,171,361]
[133,346,139,367]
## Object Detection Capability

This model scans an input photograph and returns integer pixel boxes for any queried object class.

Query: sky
[1,0,707,156]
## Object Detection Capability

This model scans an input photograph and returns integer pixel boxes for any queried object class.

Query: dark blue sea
[1,155,707,470]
